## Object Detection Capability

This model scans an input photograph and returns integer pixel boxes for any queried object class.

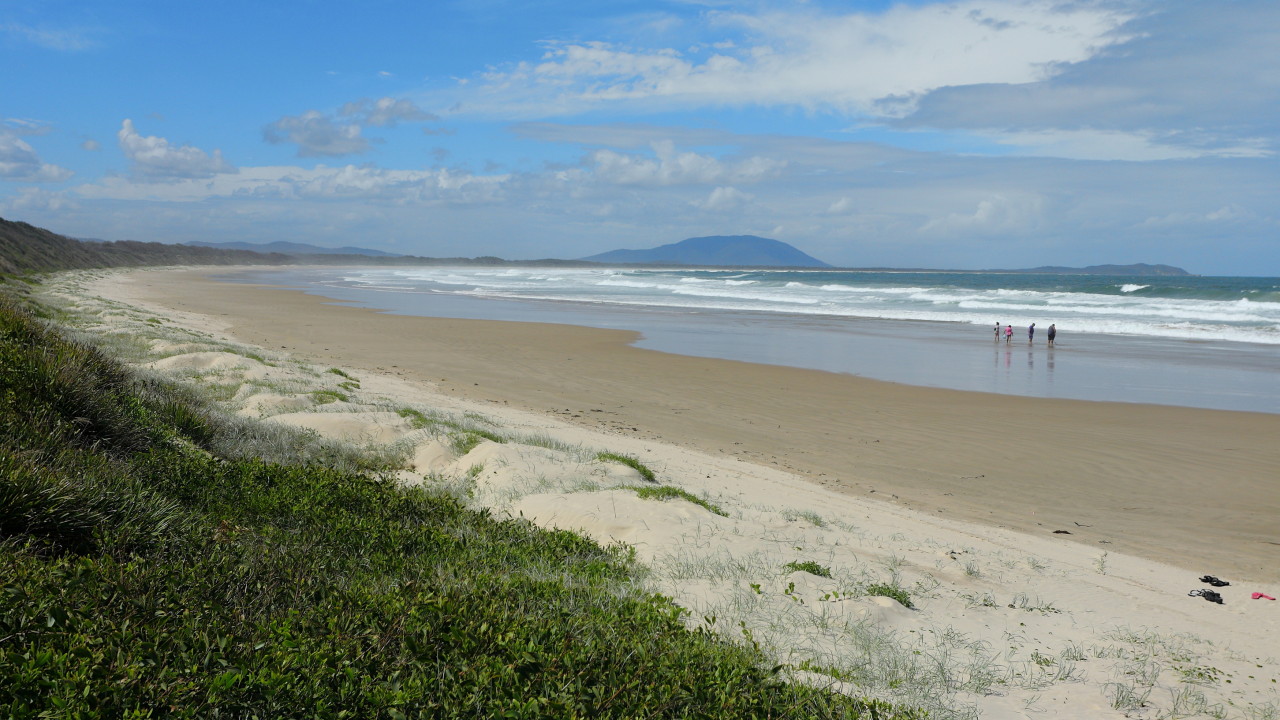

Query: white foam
[324,267,1280,346]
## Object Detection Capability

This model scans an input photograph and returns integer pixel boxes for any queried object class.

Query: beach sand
[52,267,1280,719]
[117,267,1279,582]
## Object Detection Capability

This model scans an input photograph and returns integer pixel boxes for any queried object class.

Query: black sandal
[1200,575,1231,587]
[1189,589,1224,604]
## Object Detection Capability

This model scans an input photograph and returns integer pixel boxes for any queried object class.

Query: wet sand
[127,268,1280,582]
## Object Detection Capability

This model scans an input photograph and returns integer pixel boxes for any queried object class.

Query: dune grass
[0,286,913,718]
[595,451,657,483]
[624,484,729,517]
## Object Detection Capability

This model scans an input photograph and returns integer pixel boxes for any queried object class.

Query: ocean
[228,266,1280,414]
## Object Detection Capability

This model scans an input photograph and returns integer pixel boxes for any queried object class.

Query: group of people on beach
[996,322,1055,345]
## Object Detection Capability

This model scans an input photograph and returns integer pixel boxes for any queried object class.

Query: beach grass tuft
[623,484,728,517]
[784,560,833,578]
[596,451,657,482]
[865,582,914,609]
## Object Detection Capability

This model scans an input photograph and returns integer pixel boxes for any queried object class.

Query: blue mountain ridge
[185,240,401,257]
[581,235,830,268]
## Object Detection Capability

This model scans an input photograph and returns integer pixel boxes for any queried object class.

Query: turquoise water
[227,266,1280,414]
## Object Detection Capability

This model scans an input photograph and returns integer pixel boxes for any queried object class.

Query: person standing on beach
[995,322,1002,342]
[1005,324,1013,344]
[1047,324,1057,346]
[1028,323,1035,343]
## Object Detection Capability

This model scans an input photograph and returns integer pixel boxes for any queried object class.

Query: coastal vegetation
[594,451,657,483]
[625,484,729,517]
[0,279,913,716]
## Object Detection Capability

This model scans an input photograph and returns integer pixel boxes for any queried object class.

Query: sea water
[226,266,1280,414]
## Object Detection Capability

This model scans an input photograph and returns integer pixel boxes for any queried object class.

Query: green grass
[784,560,832,578]
[396,406,437,429]
[624,485,728,517]
[595,452,657,483]
[2,288,909,717]
[865,582,915,609]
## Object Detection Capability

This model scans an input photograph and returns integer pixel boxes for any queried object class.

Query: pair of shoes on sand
[1191,576,1278,604]
[1189,575,1230,605]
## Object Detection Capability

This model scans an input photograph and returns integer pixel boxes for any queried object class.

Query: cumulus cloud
[0,131,73,182]
[263,111,370,157]
[265,97,441,156]
[344,97,438,127]
[117,119,235,179]
[692,186,752,211]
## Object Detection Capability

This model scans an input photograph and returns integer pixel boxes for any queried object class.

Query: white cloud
[117,119,235,179]
[587,140,782,186]
[896,3,1280,159]
[263,111,370,157]
[982,128,1268,162]
[1140,204,1253,228]
[341,97,438,127]
[693,185,752,211]
[0,186,74,213]
[456,1,1131,119]
[827,197,853,214]
[265,98,441,156]
[0,131,73,182]
[0,22,97,51]
[75,164,509,206]
[920,193,1044,235]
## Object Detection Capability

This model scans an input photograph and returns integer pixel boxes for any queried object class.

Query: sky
[2,0,1278,275]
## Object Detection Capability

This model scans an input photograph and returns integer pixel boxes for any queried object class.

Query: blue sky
[2,0,1277,275]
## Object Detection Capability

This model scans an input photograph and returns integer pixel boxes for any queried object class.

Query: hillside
[582,235,831,268]
[0,217,289,274]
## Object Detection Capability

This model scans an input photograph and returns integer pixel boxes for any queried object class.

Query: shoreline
[223,266,1280,414]
[114,266,1279,582]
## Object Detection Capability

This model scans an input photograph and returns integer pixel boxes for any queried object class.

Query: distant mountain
[582,235,830,268]
[1008,263,1191,276]
[186,240,401,257]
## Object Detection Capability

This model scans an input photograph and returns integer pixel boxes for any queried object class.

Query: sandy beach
[118,267,1278,581]
[48,267,1280,719]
